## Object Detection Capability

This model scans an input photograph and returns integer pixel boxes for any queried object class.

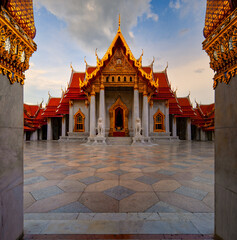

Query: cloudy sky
[25,0,214,106]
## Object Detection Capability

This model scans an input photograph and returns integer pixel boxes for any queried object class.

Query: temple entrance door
[109,97,129,137]
[114,107,125,136]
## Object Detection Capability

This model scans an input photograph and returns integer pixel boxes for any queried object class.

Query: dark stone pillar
[215,77,237,240]
[0,75,24,240]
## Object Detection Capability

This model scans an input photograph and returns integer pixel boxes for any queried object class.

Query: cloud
[194,68,205,73]
[169,0,206,20]
[34,0,158,52]
[169,0,181,9]
[179,28,189,36]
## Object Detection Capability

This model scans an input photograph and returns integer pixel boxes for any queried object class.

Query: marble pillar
[90,90,96,137]
[186,118,191,140]
[133,88,139,135]
[47,118,53,140]
[142,93,149,137]
[30,130,38,141]
[61,116,66,137]
[99,88,105,136]
[0,75,24,240]
[69,101,74,133]
[215,77,237,240]
[165,101,170,134]
[172,116,177,137]
[39,129,42,140]
[200,129,206,141]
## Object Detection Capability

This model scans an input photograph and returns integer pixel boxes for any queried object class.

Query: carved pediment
[102,48,136,74]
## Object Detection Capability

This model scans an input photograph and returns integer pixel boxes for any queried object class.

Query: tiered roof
[169,92,183,115]
[152,70,174,100]
[24,104,46,131]
[41,97,62,118]
[192,103,215,131]
[176,96,196,118]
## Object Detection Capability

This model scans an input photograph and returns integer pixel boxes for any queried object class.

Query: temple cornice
[0,6,37,85]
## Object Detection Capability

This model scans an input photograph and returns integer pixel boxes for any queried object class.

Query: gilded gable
[102,48,136,75]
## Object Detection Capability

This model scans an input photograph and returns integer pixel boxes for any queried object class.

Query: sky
[25,0,214,107]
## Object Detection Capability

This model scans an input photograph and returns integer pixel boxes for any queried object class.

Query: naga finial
[70,62,74,71]
[48,91,51,99]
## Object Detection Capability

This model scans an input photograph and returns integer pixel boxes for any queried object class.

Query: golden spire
[118,14,121,32]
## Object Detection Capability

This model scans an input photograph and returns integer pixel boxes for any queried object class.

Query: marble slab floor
[23,140,214,236]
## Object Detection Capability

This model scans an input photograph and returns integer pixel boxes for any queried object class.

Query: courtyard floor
[23,140,214,236]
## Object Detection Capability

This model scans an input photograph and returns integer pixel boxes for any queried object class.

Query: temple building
[24,18,214,143]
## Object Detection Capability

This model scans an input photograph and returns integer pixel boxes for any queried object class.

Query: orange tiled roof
[5,0,36,39]
[169,93,183,115]
[152,72,173,100]
[203,0,234,38]
[41,98,62,118]
[142,67,152,74]
[176,97,196,118]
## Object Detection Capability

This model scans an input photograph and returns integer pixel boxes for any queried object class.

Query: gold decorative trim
[203,8,237,89]
[0,7,37,85]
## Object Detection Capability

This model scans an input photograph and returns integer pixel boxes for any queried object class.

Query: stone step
[106,137,132,145]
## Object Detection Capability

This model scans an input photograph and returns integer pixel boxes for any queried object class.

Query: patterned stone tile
[135,176,159,185]
[104,186,135,200]
[202,170,214,175]
[50,201,92,213]
[78,160,90,164]
[24,169,35,174]
[175,186,208,201]
[132,164,148,169]
[192,176,214,185]
[171,164,188,169]
[145,201,188,213]
[110,169,128,176]
[91,164,107,169]
[63,169,81,176]
[31,186,64,200]
[42,161,57,164]
[79,176,104,185]
[157,169,175,176]
[24,176,47,185]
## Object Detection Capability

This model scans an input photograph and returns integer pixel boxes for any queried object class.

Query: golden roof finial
[48,91,51,99]
[70,62,74,71]
[118,14,121,32]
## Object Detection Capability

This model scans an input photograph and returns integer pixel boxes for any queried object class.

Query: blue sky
[25,0,214,106]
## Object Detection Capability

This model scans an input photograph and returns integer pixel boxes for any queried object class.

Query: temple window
[124,76,126,82]
[118,76,120,82]
[74,109,85,132]
[130,76,132,82]
[153,109,165,132]
[112,76,114,82]
[106,76,109,82]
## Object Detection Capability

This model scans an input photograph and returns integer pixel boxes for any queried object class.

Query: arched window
[112,76,114,82]
[118,76,120,82]
[130,76,132,82]
[74,109,85,132]
[124,76,126,82]
[153,109,165,132]
[106,76,109,82]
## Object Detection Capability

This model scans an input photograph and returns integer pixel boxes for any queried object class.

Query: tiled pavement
[24,140,214,235]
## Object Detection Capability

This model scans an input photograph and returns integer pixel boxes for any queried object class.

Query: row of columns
[88,77,149,138]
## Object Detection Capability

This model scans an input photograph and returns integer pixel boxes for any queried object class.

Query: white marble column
[99,80,105,136]
[172,116,177,137]
[133,86,139,135]
[200,129,206,141]
[30,130,38,141]
[165,100,170,134]
[142,88,149,137]
[39,129,42,140]
[47,118,53,140]
[69,101,74,133]
[186,118,191,140]
[90,86,96,137]
[61,116,66,137]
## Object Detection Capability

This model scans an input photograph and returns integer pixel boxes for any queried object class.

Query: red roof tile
[176,97,196,118]
[42,98,62,118]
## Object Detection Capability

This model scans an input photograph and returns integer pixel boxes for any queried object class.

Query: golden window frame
[153,109,165,132]
[74,108,85,132]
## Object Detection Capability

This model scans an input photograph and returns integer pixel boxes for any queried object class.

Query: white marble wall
[150,100,166,135]
[71,100,89,134]
[0,75,24,240]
